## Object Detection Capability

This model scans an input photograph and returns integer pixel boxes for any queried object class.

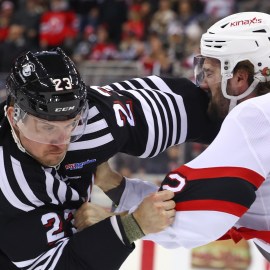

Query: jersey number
[162,173,186,192]
[41,213,65,244]
[113,101,135,127]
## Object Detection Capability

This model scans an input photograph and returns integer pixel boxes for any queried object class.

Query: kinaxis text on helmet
[55,106,75,112]
[230,17,262,27]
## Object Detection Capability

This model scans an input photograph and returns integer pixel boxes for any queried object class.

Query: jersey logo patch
[65,159,96,170]
[22,62,35,77]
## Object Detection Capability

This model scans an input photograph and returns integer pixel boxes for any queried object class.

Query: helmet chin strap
[221,76,261,112]
[4,105,65,169]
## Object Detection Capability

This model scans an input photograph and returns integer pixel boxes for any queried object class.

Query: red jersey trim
[175,200,248,217]
[176,165,264,188]
[220,226,270,244]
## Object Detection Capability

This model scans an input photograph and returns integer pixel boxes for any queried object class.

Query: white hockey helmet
[195,12,270,110]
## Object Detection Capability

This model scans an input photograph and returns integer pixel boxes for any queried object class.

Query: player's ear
[236,69,249,83]
[232,69,249,95]
[6,106,16,128]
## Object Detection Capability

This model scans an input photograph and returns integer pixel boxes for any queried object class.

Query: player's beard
[207,85,231,123]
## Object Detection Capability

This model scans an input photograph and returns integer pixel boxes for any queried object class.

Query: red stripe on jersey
[177,165,264,188]
[220,227,270,243]
[175,199,248,217]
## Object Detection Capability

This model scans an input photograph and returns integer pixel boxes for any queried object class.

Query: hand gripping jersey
[0,75,220,270]
[145,93,270,254]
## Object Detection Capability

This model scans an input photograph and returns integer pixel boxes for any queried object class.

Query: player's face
[7,106,70,167]
[19,133,69,167]
[199,58,233,122]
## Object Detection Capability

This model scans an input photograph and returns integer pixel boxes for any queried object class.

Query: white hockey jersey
[143,93,270,253]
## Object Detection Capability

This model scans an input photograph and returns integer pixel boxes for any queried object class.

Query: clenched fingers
[133,190,176,235]
[153,190,175,201]
[74,202,112,231]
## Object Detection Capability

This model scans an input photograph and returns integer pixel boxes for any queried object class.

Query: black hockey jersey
[0,75,220,269]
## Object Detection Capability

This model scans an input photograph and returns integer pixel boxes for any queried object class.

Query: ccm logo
[55,106,75,112]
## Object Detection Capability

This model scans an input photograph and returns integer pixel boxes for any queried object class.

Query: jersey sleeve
[87,75,219,159]
[144,96,270,248]
[107,75,220,146]
[114,177,158,213]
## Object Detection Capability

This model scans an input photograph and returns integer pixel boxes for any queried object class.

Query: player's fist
[74,202,112,231]
[133,190,175,235]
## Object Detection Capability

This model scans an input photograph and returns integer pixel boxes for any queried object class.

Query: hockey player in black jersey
[0,46,220,270]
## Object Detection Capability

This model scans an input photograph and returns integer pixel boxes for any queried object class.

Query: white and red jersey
[145,93,270,253]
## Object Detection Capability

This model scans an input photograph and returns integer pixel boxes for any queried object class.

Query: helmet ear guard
[13,105,20,122]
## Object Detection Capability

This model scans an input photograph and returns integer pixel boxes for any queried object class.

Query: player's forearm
[75,191,175,246]
[104,177,126,206]
[112,214,145,245]
[94,161,125,205]
[95,162,158,210]
[113,190,175,245]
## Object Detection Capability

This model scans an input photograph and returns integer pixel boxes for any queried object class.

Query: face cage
[13,102,89,145]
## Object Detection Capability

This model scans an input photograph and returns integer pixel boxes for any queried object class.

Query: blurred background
[0,0,270,269]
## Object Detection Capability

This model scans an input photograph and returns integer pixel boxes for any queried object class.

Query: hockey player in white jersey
[141,11,270,261]
[76,11,270,263]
